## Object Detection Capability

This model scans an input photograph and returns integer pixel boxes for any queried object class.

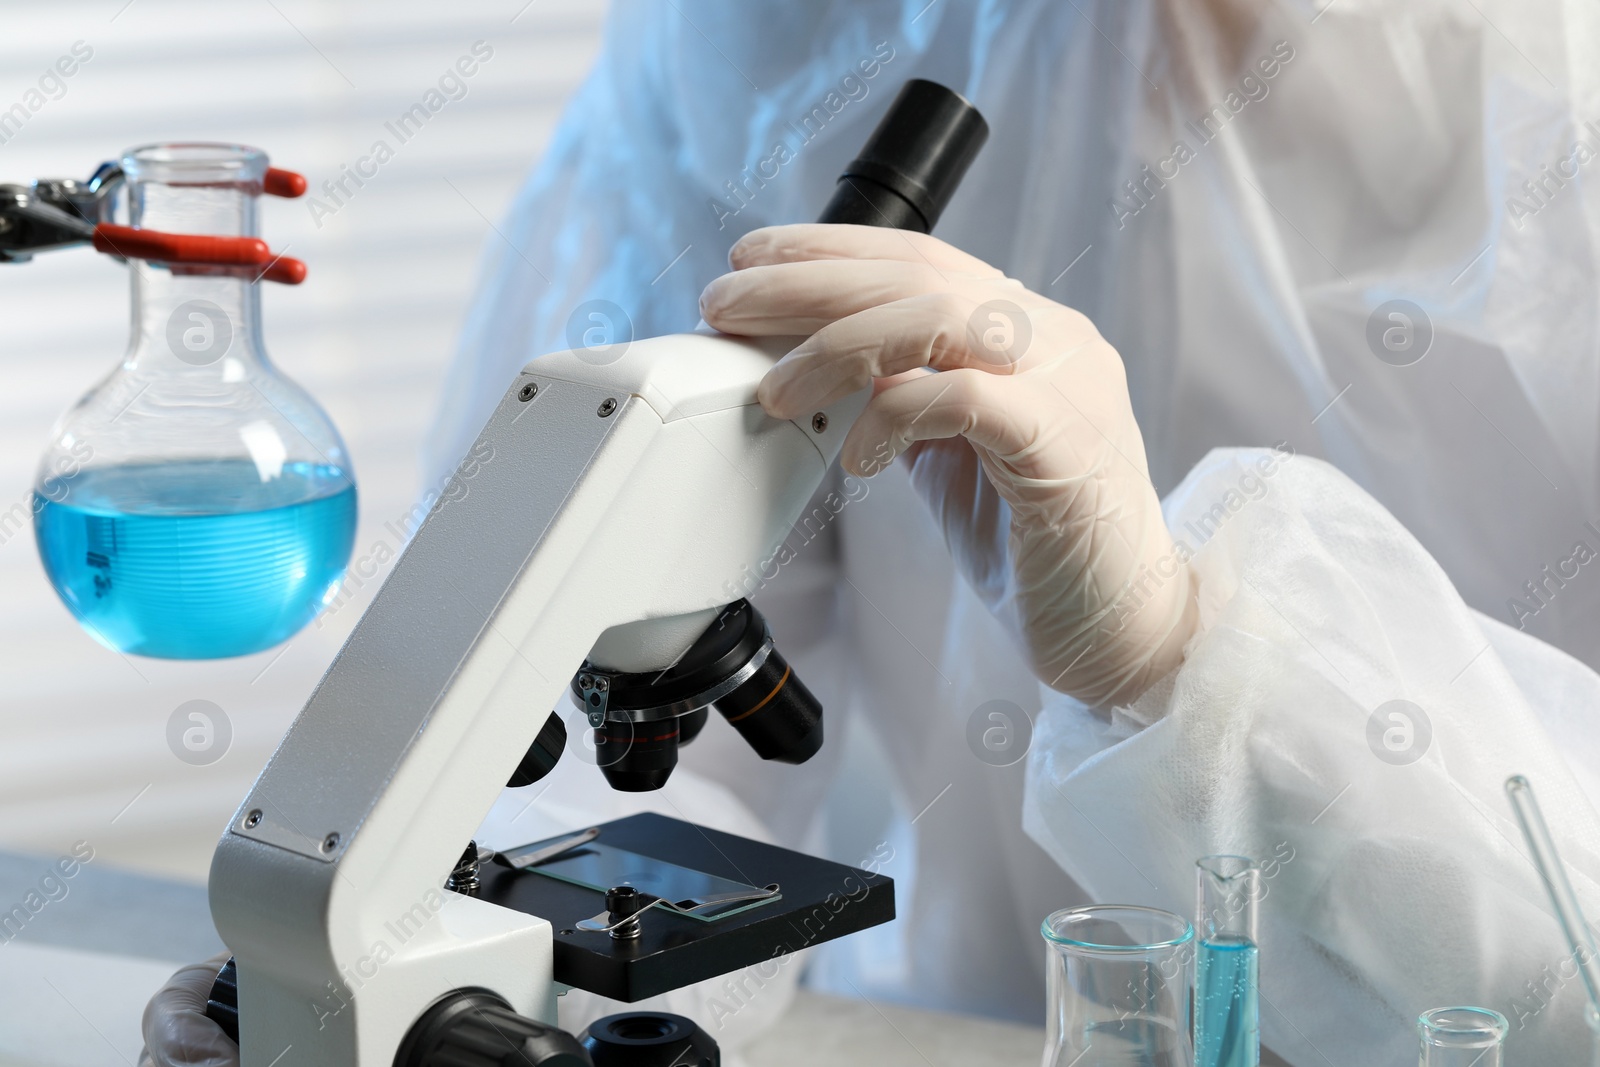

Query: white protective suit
[427,1,1600,1063]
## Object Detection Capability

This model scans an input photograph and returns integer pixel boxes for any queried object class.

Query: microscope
[198,80,988,1066]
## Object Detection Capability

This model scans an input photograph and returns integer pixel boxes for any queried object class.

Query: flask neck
[123,148,268,372]
[127,260,265,372]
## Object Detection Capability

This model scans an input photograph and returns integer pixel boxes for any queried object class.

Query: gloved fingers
[700,257,1009,336]
[701,258,948,335]
[756,291,1085,419]
[729,223,1004,276]
[141,953,238,1067]
[839,367,1043,479]
[903,435,1019,603]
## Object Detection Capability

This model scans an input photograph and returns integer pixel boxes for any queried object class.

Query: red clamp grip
[263,168,307,198]
[257,257,307,285]
[93,224,270,266]
[92,224,307,284]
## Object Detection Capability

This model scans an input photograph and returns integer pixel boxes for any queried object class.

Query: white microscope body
[207,77,986,1066]
[209,332,866,1066]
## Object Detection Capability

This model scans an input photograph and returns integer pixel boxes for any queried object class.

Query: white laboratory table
[0,850,1048,1067]
[743,991,1044,1066]
[0,851,1293,1066]
[1,947,1045,1067]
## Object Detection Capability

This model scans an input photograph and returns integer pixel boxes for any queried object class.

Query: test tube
[1418,1007,1506,1067]
[1505,776,1600,1012]
[1195,855,1261,1067]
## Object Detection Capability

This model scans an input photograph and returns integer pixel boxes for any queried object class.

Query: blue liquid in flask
[34,459,357,659]
[1195,935,1259,1067]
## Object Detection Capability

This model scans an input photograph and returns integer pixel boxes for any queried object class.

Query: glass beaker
[1417,1007,1506,1067]
[32,143,356,659]
[1042,905,1195,1067]
[1195,856,1261,1067]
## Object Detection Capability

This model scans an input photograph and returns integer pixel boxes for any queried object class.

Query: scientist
[145,0,1600,1063]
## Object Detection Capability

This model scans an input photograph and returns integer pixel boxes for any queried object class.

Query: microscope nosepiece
[571,600,823,792]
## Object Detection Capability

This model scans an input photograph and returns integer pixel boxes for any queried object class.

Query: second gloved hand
[700,224,1198,708]
[140,954,237,1067]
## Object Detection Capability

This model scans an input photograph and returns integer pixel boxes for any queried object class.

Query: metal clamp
[491,827,601,871]
[574,883,782,939]
[0,162,121,262]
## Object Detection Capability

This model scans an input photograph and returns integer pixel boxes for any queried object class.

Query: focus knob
[395,990,592,1067]
[579,1013,718,1066]
[204,956,239,1043]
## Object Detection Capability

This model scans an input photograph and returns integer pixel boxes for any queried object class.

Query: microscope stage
[480,813,894,1002]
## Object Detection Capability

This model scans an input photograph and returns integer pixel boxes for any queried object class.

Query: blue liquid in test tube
[1195,855,1261,1067]
[1196,934,1259,1067]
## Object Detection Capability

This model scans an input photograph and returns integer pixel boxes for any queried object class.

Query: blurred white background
[0,0,609,881]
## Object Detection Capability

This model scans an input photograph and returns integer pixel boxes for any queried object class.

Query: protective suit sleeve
[1024,446,1600,1064]
[1478,613,1600,812]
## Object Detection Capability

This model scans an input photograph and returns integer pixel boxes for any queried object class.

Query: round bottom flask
[32,143,356,659]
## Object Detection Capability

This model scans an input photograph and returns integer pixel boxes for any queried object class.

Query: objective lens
[507,711,567,788]
[596,719,682,793]
[713,643,823,764]
[677,706,709,746]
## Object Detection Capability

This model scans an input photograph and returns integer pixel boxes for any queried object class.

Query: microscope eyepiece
[817,78,989,233]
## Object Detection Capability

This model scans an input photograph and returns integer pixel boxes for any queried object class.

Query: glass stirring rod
[1505,775,1600,1014]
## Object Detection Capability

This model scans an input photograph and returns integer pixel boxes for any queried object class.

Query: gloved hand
[139,954,238,1067]
[700,224,1199,708]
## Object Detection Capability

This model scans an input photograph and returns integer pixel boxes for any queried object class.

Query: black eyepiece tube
[816,78,989,233]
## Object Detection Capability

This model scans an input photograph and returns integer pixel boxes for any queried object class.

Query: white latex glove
[139,954,238,1067]
[700,224,1198,707]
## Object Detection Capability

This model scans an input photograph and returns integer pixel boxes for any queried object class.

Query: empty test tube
[1505,776,1600,1012]
[1418,1007,1506,1067]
